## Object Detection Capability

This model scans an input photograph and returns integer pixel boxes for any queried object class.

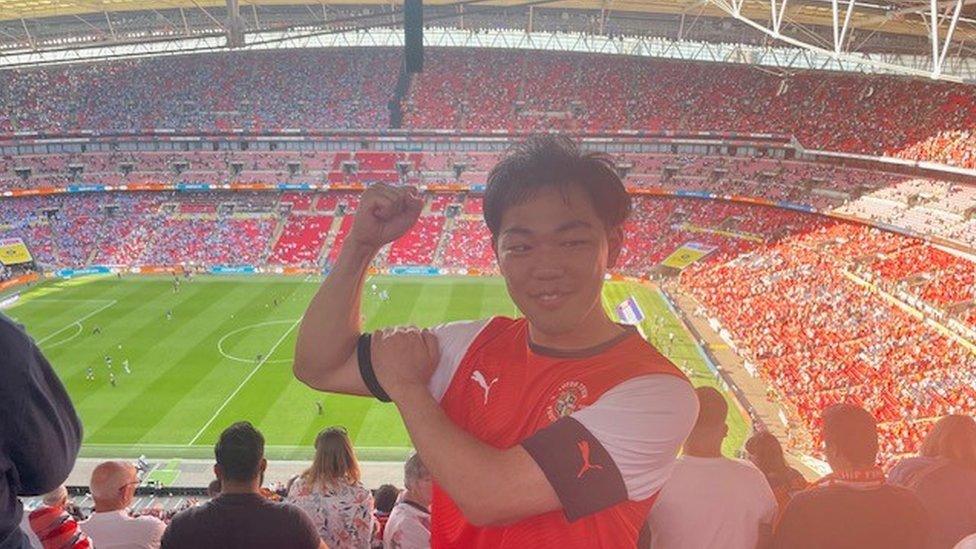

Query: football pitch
[2,274,748,461]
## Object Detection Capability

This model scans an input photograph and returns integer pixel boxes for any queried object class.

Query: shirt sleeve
[1,316,82,496]
[520,374,697,521]
[426,319,490,402]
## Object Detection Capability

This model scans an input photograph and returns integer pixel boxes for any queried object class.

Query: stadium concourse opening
[2,1,976,545]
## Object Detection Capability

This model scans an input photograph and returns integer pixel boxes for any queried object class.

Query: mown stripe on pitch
[443,279,484,324]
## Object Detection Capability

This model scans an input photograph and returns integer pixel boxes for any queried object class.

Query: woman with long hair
[743,430,808,515]
[890,415,976,549]
[286,427,376,548]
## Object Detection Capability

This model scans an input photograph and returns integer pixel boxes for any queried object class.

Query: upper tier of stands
[1,48,975,167]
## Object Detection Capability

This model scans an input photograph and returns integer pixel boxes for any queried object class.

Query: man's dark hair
[822,403,878,468]
[483,135,631,238]
[214,421,264,482]
[373,484,399,514]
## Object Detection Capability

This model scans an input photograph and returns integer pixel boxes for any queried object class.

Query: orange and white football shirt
[426,316,698,548]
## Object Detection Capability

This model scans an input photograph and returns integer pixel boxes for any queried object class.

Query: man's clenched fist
[370,326,440,401]
[350,184,424,250]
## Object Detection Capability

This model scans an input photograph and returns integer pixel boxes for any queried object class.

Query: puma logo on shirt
[576,440,604,478]
[470,370,498,405]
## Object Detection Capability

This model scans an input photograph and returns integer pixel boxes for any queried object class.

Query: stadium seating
[2,49,976,165]
[681,221,976,462]
[0,49,399,134]
[386,216,445,266]
[267,215,334,266]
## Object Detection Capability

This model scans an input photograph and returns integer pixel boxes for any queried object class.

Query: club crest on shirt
[546,380,589,421]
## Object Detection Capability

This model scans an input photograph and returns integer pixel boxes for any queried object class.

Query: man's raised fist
[349,184,424,249]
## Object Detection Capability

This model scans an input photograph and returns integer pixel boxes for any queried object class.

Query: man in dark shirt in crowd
[161,422,326,549]
[772,403,929,549]
[0,314,82,549]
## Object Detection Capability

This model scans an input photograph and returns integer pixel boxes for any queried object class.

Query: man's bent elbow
[460,501,528,528]
[292,355,329,390]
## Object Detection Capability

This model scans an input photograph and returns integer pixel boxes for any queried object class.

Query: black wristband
[358,333,392,402]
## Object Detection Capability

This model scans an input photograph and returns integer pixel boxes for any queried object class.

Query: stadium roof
[1,0,971,38]
[1,0,974,81]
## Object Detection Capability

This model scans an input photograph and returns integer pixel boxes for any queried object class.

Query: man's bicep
[295,345,372,396]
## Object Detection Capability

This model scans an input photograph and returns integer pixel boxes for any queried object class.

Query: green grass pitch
[3,275,748,461]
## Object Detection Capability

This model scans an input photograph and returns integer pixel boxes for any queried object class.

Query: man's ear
[606,225,625,269]
[214,464,222,480]
[260,458,268,473]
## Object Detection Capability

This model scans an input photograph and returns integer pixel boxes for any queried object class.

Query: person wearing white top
[79,461,166,549]
[384,453,432,549]
[646,387,777,549]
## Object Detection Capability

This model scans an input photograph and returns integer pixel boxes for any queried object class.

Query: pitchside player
[294,136,698,548]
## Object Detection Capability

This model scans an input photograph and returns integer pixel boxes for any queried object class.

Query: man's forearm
[294,242,376,383]
[393,385,525,526]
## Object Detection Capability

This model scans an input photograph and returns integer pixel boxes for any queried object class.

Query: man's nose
[531,248,567,280]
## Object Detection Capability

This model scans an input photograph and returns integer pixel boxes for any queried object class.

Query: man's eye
[507,245,530,253]
[562,240,589,247]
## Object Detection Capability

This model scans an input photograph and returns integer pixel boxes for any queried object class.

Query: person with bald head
[645,386,777,549]
[78,461,165,549]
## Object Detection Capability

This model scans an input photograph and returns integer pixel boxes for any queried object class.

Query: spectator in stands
[772,403,930,549]
[384,453,432,549]
[27,500,92,549]
[646,387,777,549]
[294,135,698,548]
[744,430,808,515]
[21,485,89,549]
[79,460,166,549]
[889,415,976,549]
[0,314,82,549]
[161,422,324,549]
[372,485,399,549]
[285,427,375,549]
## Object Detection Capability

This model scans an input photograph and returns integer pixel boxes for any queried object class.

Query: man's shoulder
[796,480,922,508]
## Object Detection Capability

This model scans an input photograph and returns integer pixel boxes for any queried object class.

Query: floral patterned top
[286,475,376,549]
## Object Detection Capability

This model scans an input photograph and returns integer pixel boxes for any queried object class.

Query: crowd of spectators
[15,421,431,549]
[0,49,399,134]
[15,392,976,548]
[2,49,975,165]
[7,146,976,255]
[401,50,976,165]
[680,220,976,464]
